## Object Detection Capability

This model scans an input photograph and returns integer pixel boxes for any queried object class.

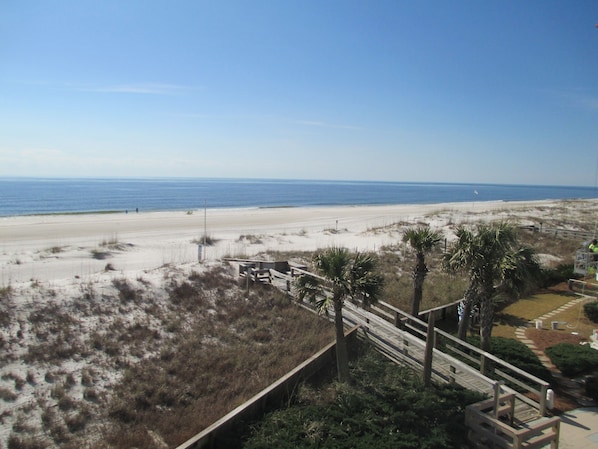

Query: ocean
[0,177,597,217]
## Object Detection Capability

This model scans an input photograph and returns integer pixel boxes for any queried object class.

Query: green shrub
[468,336,552,383]
[583,301,598,323]
[540,264,576,287]
[586,375,598,402]
[243,346,485,449]
[546,343,598,377]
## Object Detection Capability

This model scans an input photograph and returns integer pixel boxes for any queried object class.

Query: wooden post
[493,381,502,419]
[449,365,456,383]
[423,312,435,387]
[246,270,250,296]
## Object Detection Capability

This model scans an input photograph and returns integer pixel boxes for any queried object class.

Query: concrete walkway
[513,295,598,448]
[559,407,598,449]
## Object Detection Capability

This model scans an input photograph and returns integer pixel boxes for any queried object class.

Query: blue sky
[1,1,597,185]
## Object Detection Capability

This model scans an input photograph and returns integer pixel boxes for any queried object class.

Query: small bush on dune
[0,387,17,402]
[0,285,12,300]
[112,278,141,303]
[7,435,46,449]
[168,280,206,311]
[188,266,232,290]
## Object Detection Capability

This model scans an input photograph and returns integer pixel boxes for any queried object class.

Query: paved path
[560,407,598,449]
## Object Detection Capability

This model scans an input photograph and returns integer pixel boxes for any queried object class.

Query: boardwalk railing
[465,394,560,449]
[374,301,551,417]
[568,278,598,297]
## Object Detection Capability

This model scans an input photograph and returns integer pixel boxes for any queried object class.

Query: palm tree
[444,222,541,351]
[295,247,383,383]
[402,226,444,317]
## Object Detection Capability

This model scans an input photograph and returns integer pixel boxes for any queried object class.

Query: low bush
[540,263,576,287]
[468,336,552,383]
[545,343,598,377]
[0,285,12,300]
[112,278,140,303]
[586,375,598,402]
[0,387,17,402]
[583,301,598,323]
[7,435,46,449]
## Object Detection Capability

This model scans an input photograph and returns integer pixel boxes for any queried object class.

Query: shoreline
[0,195,593,219]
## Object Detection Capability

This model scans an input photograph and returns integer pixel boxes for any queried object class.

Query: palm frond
[294,274,322,303]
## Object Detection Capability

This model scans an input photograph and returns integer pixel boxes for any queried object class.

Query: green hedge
[541,264,576,287]
[583,301,598,323]
[586,375,598,402]
[468,336,552,383]
[545,343,598,377]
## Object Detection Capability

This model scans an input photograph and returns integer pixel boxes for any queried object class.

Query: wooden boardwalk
[265,264,561,447]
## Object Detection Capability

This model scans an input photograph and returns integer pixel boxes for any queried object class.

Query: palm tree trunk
[411,253,427,317]
[411,280,423,317]
[334,300,351,383]
[479,295,494,352]
[457,283,476,341]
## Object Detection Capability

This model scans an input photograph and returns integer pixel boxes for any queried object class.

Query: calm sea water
[0,178,596,217]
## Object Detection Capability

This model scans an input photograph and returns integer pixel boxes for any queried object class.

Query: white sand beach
[2,199,587,285]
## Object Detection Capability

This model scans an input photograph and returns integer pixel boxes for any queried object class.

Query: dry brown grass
[101,279,335,448]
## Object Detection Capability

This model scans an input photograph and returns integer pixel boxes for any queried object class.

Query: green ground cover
[241,344,485,449]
